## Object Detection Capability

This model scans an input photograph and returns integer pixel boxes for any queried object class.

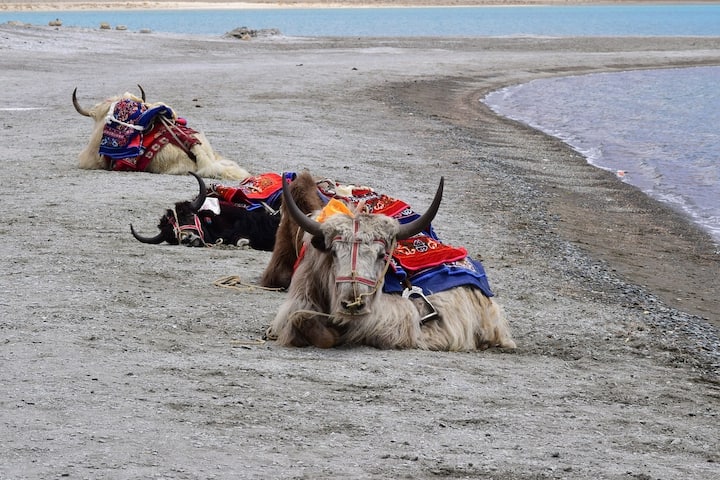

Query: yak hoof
[295,316,339,349]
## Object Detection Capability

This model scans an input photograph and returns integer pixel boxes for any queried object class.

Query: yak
[266,176,516,351]
[130,172,280,250]
[260,171,325,288]
[73,86,250,180]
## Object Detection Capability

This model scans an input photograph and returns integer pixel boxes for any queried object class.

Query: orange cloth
[315,199,354,223]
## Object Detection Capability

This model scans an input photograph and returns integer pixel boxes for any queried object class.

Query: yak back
[201,202,280,250]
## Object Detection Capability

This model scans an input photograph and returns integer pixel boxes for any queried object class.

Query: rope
[230,338,266,347]
[212,275,284,293]
[160,116,197,161]
[287,309,335,325]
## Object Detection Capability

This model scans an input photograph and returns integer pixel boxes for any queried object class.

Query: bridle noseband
[169,208,207,246]
[333,217,395,310]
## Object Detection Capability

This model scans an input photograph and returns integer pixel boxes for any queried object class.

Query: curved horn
[137,84,146,102]
[189,172,207,212]
[130,224,166,244]
[72,88,91,117]
[397,177,444,240]
[282,172,324,238]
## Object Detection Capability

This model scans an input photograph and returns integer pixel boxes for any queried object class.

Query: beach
[1,17,719,480]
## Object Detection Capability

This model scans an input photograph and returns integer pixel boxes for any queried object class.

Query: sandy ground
[1,21,719,479]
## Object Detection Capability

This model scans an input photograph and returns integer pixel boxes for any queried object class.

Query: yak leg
[269,307,340,348]
[292,315,340,349]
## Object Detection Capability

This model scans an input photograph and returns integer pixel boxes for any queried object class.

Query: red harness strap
[169,213,206,245]
[335,218,387,287]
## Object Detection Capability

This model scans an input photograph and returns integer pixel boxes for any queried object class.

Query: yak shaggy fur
[267,212,516,351]
[260,171,324,289]
[77,93,250,180]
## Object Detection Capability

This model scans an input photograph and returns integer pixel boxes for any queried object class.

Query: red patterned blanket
[99,98,200,172]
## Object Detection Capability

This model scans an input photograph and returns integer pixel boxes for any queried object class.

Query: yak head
[130,172,208,246]
[283,174,444,316]
[74,86,148,170]
[72,85,146,120]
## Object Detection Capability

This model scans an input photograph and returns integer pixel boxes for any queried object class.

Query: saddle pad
[392,235,468,273]
[211,172,284,207]
[109,120,199,172]
[100,99,175,159]
[384,256,494,298]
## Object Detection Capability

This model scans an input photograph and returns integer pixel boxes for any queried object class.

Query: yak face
[130,172,207,246]
[73,86,146,120]
[130,201,205,246]
[172,201,209,246]
[314,214,399,316]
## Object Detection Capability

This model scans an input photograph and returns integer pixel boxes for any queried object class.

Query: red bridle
[334,218,392,289]
[169,210,206,246]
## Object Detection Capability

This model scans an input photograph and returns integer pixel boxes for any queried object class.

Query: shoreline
[376,41,720,329]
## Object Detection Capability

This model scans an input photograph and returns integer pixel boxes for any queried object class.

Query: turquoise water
[2,5,720,37]
[484,66,720,242]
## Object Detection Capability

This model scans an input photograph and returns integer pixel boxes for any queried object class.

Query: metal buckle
[402,285,439,324]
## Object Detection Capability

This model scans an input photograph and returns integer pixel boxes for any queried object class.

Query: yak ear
[311,234,329,252]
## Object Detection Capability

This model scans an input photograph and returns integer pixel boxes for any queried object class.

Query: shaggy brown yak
[266,176,516,351]
[260,171,324,288]
[73,87,250,180]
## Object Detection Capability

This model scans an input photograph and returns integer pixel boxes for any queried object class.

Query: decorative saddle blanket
[313,180,494,298]
[209,172,288,211]
[99,98,200,172]
[316,179,429,230]
[207,172,494,298]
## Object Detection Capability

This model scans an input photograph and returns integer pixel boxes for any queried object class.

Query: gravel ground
[1,23,719,479]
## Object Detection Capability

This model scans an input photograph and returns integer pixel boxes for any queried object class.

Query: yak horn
[396,177,444,240]
[282,172,324,238]
[72,87,91,117]
[130,224,166,244]
[189,172,207,212]
[138,84,146,102]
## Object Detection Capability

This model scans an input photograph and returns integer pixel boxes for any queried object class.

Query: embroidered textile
[99,98,199,172]
[210,172,285,211]
[100,99,174,159]
[316,180,422,227]
[110,120,200,172]
[392,235,468,273]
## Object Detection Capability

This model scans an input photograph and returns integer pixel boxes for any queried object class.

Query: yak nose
[341,298,365,313]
